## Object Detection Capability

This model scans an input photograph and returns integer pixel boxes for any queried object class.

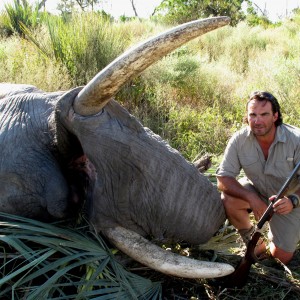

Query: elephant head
[0,17,234,278]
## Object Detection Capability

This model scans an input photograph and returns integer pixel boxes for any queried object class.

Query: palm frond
[0,213,162,299]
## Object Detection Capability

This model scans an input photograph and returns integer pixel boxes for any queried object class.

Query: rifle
[223,160,300,288]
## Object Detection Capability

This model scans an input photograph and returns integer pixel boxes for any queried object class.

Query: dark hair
[243,91,283,126]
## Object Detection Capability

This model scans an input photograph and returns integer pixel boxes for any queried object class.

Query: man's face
[247,99,278,137]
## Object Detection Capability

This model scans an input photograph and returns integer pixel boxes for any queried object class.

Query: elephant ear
[73,17,230,116]
[103,226,234,278]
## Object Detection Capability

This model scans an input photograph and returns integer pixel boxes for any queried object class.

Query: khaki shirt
[216,124,300,198]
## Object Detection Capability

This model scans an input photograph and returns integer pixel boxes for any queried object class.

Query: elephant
[0,17,234,278]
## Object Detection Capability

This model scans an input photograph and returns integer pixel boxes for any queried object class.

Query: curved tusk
[103,226,234,279]
[74,16,230,116]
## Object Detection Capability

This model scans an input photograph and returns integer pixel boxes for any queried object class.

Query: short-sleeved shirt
[216,123,300,252]
[216,124,300,198]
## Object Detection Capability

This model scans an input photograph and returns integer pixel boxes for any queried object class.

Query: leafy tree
[55,0,101,14]
[57,0,77,16]
[154,0,246,25]
[244,0,273,27]
[75,0,100,11]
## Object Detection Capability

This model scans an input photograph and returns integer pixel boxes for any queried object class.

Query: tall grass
[21,13,131,86]
[0,35,71,90]
[1,13,300,159]
[119,18,300,160]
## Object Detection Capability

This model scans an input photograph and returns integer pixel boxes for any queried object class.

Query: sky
[253,0,300,21]
[0,0,299,21]
[0,0,162,18]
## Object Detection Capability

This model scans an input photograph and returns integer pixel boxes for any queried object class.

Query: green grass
[1,13,300,157]
[0,213,162,299]
[0,190,299,299]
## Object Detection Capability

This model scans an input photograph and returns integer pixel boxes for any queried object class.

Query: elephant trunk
[73,17,230,116]
[103,226,234,278]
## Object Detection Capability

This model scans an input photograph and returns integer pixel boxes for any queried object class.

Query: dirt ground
[130,238,300,299]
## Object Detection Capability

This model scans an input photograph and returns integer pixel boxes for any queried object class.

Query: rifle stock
[223,230,262,287]
[222,161,300,288]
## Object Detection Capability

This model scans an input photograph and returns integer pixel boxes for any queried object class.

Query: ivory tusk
[74,17,230,116]
[103,226,234,278]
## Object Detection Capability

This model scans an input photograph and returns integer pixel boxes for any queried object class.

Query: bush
[3,0,47,36]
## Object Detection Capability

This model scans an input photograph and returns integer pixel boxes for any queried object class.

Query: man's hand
[271,195,293,215]
[249,196,268,220]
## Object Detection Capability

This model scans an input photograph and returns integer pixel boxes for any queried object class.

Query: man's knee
[221,192,249,211]
[269,242,294,264]
[221,192,234,209]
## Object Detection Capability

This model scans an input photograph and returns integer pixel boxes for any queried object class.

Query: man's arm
[217,176,257,202]
[217,176,268,220]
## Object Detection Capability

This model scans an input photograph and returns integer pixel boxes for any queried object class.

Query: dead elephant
[0,17,234,278]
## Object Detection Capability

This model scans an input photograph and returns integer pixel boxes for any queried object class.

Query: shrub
[3,0,47,36]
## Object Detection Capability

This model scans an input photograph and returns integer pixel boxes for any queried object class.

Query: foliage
[244,0,274,27]
[3,0,47,36]
[0,213,162,299]
[0,217,299,300]
[25,13,130,85]
[57,0,78,16]
[293,8,300,24]
[162,107,227,158]
[0,35,71,90]
[1,11,300,158]
[75,0,100,11]
[0,11,13,37]
[155,0,246,25]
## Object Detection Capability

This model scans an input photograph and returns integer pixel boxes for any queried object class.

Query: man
[216,91,300,264]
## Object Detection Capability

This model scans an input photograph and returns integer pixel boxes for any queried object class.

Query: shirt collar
[275,125,286,143]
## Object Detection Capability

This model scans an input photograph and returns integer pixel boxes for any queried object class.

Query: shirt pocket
[265,160,297,192]
[239,155,261,182]
[271,160,294,179]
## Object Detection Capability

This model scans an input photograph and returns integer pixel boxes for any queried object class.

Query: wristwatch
[288,194,300,209]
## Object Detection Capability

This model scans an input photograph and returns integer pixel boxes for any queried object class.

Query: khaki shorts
[239,177,300,253]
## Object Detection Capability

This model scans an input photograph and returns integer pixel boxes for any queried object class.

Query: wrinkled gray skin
[57,89,225,243]
[0,17,233,277]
